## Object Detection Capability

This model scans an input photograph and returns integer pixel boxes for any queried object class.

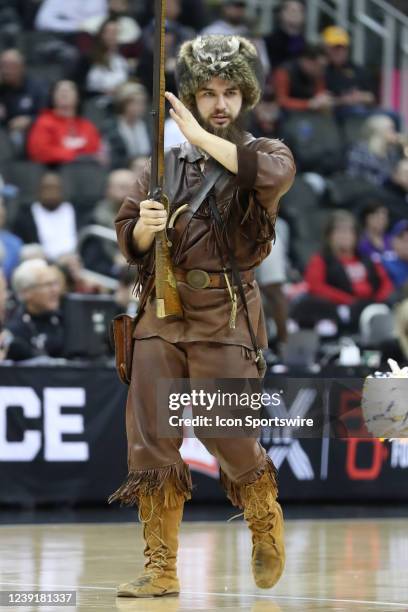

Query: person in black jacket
[0,48,46,151]
[264,0,306,69]
[5,259,64,361]
[322,26,375,119]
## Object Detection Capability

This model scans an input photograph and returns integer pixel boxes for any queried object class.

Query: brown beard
[192,105,246,145]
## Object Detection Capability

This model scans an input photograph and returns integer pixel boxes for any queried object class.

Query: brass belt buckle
[186,269,211,289]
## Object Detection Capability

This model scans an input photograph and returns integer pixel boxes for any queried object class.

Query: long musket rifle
[149,0,183,318]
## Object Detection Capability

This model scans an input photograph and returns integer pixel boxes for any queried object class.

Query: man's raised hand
[165,91,206,147]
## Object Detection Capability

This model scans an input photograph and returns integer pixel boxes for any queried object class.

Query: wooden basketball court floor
[0,518,407,611]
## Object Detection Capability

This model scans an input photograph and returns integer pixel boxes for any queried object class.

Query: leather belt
[174,268,254,289]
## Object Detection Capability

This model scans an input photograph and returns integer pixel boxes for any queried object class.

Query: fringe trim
[240,193,277,246]
[219,454,278,509]
[133,252,155,300]
[108,460,192,509]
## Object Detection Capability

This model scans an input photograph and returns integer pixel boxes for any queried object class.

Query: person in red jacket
[306,210,392,303]
[297,210,393,330]
[27,80,103,165]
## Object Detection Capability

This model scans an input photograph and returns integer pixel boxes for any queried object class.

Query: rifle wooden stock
[150,0,183,319]
[155,229,183,319]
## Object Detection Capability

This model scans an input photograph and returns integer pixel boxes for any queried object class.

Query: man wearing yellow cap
[322,25,376,116]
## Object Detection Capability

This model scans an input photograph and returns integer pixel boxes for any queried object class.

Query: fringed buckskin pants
[109,337,276,509]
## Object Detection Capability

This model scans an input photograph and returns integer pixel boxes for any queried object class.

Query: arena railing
[305,0,408,128]
[245,0,408,128]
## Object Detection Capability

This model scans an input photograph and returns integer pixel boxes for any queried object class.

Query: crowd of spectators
[0,0,407,367]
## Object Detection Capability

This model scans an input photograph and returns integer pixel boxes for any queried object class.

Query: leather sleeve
[115,159,151,264]
[236,138,296,216]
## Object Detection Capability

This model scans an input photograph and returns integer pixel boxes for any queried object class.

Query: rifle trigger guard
[161,193,170,212]
[168,203,189,229]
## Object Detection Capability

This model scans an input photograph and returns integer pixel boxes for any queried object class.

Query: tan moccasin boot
[243,469,285,589]
[117,488,184,598]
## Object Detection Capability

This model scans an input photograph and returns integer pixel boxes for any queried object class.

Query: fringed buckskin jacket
[115,133,296,350]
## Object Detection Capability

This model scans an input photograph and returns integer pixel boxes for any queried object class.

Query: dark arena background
[0,0,407,610]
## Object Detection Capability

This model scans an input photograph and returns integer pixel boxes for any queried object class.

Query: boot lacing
[139,496,171,577]
[244,488,277,544]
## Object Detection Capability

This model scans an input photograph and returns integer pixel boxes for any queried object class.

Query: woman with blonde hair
[346,113,406,187]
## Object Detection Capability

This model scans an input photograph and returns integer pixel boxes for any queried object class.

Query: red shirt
[305,253,393,305]
[27,110,102,164]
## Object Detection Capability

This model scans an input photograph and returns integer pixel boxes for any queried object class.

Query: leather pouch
[111,314,135,385]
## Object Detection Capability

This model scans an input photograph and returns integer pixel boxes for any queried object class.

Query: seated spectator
[346,114,403,187]
[0,49,46,151]
[27,80,102,165]
[201,0,249,37]
[81,169,132,276]
[103,82,151,168]
[358,200,391,260]
[86,18,130,96]
[297,211,393,330]
[382,220,408,291]
[35,0,106,33]
[274,44,332,113]
[5,259,64,361]
[13,172,78,261]
[0,191,22,282]
[264,0,306,69]
[81,0,142,47]
[322,26,375,118]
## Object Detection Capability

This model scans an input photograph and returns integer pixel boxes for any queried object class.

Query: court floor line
[183,591,408,608]
[0,582,407,607]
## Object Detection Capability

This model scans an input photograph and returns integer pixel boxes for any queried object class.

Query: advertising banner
[0,366,407,505]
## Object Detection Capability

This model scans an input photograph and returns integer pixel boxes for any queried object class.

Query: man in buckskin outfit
[110,35,296,597]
